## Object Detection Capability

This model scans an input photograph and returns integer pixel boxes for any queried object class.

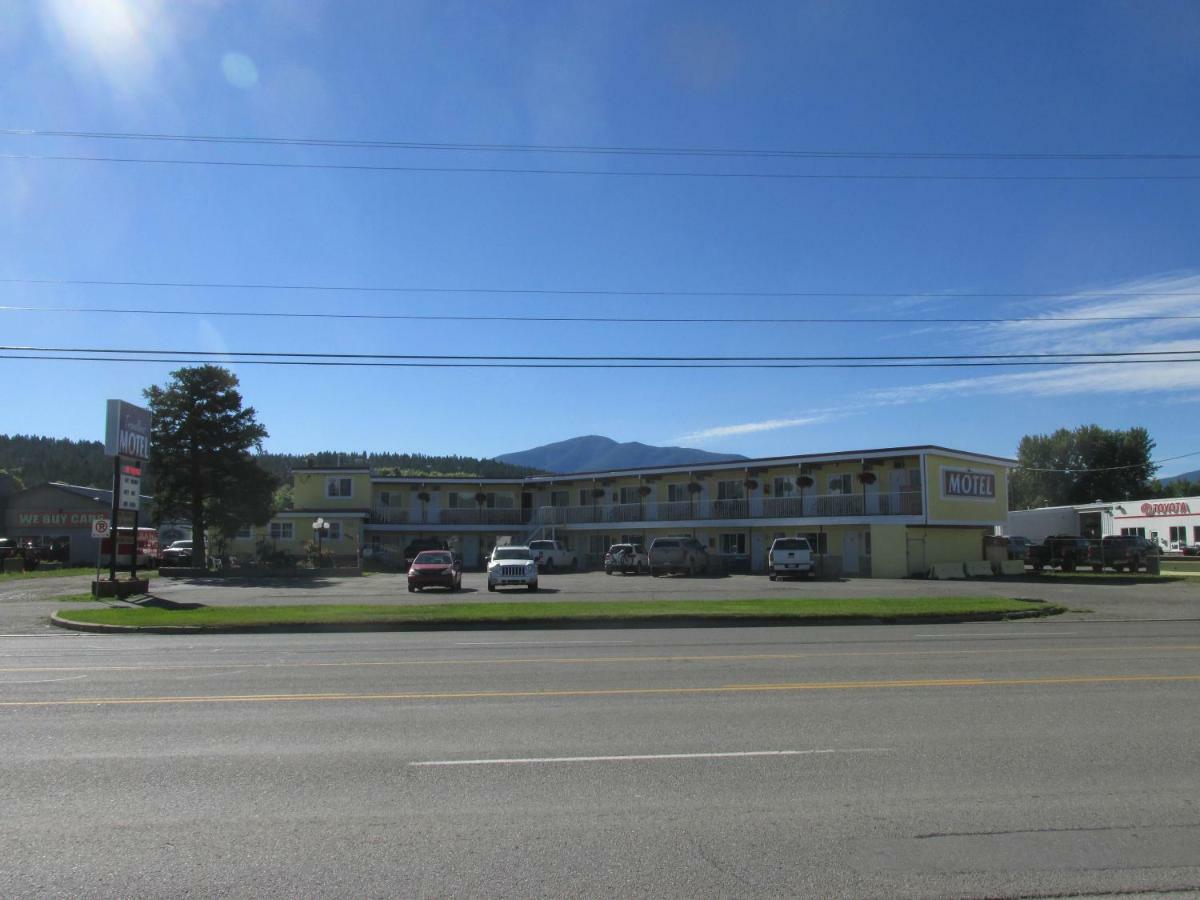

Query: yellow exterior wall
[907,526,990,570]
[293,471,372,509]
[923,453,1009,524]
[223,516,362,561]
[869,524,908,577]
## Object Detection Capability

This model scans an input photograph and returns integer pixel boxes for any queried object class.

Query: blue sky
[2,0,1199,474]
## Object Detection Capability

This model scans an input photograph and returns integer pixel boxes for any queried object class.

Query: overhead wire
[3,304,1198,326]
[3,153,1199,181]
[3,128,1198,162]
[2,276,1199,299]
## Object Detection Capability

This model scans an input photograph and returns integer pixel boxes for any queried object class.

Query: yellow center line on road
[3,672,1200,708]
[1,643,1199,675]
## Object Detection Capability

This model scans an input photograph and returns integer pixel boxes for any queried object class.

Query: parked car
[1027,535,1093,572]
[1091,535,1158,573]
[529,539,578,571]
[407,550,462,592]
[487,545,538,592]
[403,538,448,567]
[648,537,710,577]
[604,543,648,575]
[161,540,194,567]
[1184,544,1200,557]
[1005,536,1033,561]
[768,537,814,580]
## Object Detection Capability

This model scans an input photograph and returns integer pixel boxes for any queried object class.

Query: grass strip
[55,597,1060,630]
[1,566,98,581]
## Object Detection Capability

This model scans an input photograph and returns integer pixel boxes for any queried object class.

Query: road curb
[50,607,1063,635]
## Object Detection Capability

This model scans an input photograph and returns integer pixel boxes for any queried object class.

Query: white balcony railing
[535,491,922,526]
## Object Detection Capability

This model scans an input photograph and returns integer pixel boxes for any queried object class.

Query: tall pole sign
[104,400,152,582]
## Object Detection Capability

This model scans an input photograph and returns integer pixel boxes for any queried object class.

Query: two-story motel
[230,445,1014,577]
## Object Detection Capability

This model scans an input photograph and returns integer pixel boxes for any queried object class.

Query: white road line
[0,674,88,684]
[915,632,1077,638]
[410,748,891,767]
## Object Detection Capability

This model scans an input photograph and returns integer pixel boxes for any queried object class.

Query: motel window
[326,477,353,499]
[234,525,252,539]
[269,522,294,540]
[719,533,747,555]
[773,476,794,496]
[1194,526,1200,543]
[579,489,591,506]
[619,486,641,505]
[550,491,569,507]
[379,492,390,507]
[799,532,829,554]
[666,483,690,502]
[717,480,745,501]
[326,522,342,540]
[828,474,852,495]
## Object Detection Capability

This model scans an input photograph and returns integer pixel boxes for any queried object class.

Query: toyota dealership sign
[1139,501,1192,517]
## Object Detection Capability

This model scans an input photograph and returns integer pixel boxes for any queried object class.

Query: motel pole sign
[104,399,152,581]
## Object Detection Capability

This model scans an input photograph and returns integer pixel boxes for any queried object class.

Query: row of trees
[1009,425,1165,509]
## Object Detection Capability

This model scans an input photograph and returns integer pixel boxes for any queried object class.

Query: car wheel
[545,560,555,572]
[407,585,415,593]
[571,557,579,570]
[688,558,696,577]
[1092,565,1103,573]
[487,583,496,592]
[769,572,776,581]
[606,568,612,575]
[1113,564,1124,573]
[528,582,538,592]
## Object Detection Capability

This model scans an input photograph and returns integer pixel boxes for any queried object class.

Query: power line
[4,128,1197,162]
[5,153,1200,181]
[3,344,1200,362]
[3,354,1200,369]
[1018,449,1200,474]
[4,304,1198,327]
[3,276,1199,300]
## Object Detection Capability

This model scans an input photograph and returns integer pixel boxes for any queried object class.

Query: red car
[407,550,462,592]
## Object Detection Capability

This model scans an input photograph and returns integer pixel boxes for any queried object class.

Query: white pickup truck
[768,537,814,580]
[528,539,578,571]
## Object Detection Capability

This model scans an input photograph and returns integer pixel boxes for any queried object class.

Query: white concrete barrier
[929,562,966,580]
[996,560,1025,576]
[964,560,994,578]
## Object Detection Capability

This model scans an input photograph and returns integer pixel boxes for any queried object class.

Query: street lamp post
[313,517,328,566]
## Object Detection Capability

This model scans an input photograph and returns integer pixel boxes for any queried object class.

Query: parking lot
[3,568,1198,634]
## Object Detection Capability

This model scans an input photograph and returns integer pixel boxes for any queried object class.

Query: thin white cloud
[678,414,835,443]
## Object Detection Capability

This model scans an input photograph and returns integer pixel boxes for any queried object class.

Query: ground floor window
[235,525,252,539]
[1121,527,1146,537]
[1195,526,1200,543]
[719,533,747,555]
[269,522,294,540]
[325,522,342,540]
[1169,526,1187,543]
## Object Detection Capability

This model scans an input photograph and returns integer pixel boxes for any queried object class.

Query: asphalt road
[2,569,1199,635]
[3,620,1199,897]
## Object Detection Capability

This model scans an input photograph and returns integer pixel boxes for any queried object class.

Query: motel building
[1007,496,1200,550]
[230,445,1015,577]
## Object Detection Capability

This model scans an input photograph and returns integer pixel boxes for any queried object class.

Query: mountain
[1158,468,1200,485]
[494,435,747,474]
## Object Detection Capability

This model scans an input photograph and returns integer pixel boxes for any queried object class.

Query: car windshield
[529,541,552,548]
[774,539,810,550]
[653,540,679,548]
[493,548,531,560]
[414,552,452,564]
[171,542,192,549]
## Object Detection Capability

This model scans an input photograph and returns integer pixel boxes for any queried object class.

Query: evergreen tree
[145,366,278,566]
[1010,425,1157,509]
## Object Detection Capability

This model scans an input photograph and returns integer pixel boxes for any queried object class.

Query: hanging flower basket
[743,479,758,490]
[474,491,487,505]
[638,485,652,497]
[591,487,606,499]
[797,475,814,489]
[417,491,430,503]
[857,472,877,485]
[686,482,702,494]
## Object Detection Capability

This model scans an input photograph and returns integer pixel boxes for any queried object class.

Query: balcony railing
[439,507,528,526]
[371,507,410,525]
[536,491,922,526]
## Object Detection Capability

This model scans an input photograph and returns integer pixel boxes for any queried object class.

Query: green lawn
[0,566,97,581]
[55,597,1061,629]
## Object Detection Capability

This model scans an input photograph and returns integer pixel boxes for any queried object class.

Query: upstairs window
[326,477,353,499]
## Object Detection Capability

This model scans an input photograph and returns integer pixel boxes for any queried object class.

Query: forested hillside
[0,435,540,497]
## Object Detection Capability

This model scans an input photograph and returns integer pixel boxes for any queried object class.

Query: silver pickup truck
[648,537,710,577]
[768,537,814,580]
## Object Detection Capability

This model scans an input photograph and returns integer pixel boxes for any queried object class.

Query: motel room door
[843,531,861,575]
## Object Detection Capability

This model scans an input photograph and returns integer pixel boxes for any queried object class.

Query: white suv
[487,545,539,592]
